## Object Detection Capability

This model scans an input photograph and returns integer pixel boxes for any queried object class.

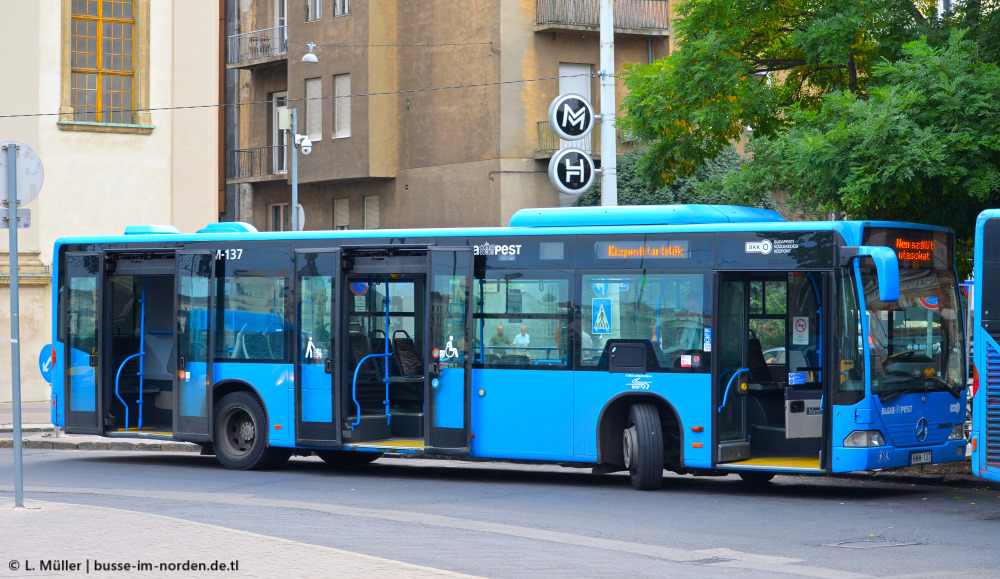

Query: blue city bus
[51,205,968,489]
[971,209,1000,481]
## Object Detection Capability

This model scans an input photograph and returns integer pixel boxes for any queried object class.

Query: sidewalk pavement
[0,498,479,578]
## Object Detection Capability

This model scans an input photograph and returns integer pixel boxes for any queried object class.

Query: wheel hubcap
[623,426,637,471]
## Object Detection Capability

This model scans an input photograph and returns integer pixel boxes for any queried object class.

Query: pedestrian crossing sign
[592,298,612,334]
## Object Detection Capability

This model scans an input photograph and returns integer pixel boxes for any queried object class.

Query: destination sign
[596,240,689,259]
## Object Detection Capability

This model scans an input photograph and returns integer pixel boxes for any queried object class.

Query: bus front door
[63,252,103,434]
[716,272,829,472]
[173,251,215,442]
[294,249,342,447]
[426,247,473,451]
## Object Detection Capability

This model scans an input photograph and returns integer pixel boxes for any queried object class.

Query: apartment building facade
[226,0,671,231]
[0,0,220,402]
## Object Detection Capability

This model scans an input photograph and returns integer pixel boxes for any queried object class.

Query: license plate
[910,451,932,465]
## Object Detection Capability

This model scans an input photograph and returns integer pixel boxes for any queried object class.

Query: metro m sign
[548,94,595,141]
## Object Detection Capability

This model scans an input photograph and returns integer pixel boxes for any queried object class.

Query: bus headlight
[947,424,966,441]
[844,430,886,447]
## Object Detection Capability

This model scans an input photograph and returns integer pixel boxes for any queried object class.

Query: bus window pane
[219,275,286,361]
[580,273,707,372]
[836,269,864,405]
[473,274,570,368]
[300,275,332,364]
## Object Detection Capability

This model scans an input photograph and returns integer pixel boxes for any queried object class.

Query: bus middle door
[426,247,473,451]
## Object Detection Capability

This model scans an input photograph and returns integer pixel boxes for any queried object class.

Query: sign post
[1,141,44,509]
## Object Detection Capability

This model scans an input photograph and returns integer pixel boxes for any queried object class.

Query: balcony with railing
[227,146,288,183]
[227,25,288,68]
[535,0,669,35]
[536,121,601,158]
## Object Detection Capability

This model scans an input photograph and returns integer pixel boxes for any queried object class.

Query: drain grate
[825,538,921,549]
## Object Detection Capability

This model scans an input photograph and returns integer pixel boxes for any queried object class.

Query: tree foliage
[745,31,1000,240]
[619,0,1000,244]
[574,146,776,208]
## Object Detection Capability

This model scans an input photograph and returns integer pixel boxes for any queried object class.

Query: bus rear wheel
[316,450,382,467]
[623,403,664,490]
[214,392,284,470]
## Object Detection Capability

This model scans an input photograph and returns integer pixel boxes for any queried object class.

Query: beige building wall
[0,0,219,403]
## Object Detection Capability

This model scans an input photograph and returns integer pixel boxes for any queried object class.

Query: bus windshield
[863,268,963,402]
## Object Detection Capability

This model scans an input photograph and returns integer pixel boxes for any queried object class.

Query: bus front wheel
[214,392,283,470]
[623,403,664,490]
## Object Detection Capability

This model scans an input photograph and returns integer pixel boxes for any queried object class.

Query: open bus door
[173,251,215,441]
[63,252,103,434]
[715,272,829,473]
[426,247,473,451]
[294,248,342,447]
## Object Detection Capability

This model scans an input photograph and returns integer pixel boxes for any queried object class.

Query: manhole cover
[825,538,921,549]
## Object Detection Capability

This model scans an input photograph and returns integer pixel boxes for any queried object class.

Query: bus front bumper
[832,440,967,472]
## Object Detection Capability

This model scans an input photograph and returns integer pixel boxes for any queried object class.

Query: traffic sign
[0,141,43,206]
[0,208,30,229]
[548,94,595,141]
[548,148,595,195]
[38,344,53,384]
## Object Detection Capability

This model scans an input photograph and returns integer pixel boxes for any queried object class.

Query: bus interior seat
[266,332,284,359]
[747,338,774,385]
[393,330,423,377]
[349,333,376,374]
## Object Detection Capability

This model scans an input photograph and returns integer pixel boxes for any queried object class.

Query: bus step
[343,414,390,441]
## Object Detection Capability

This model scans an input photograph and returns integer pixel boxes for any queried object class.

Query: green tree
[743,31,1000,242]
[575,146,775,208]
[620,0,938,185]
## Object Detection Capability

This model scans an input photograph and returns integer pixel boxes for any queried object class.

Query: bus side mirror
[841,246,899,302]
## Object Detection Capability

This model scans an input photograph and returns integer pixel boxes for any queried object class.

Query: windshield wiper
[879,375,961,403]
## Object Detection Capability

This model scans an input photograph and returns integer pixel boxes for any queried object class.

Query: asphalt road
[2,448,1000,578]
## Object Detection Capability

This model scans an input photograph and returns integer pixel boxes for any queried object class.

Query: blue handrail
[136,277,149,429]
[114,353,144,431]
[382,288,392,425]
[350,353,390,429]
[717,368,749,413]
[113,277,149,431]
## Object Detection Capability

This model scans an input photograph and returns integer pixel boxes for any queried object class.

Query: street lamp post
[290,108,300,232]
[283,108,312,232]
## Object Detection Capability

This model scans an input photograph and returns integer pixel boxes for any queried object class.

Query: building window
[333,0,350,16]
[60,0,151,132]
[307,0,322,21]
[333,198,349,230]
[333,74,351,139]
[270,203,291,232]
[305,78,322,141]
[364,196,379,229]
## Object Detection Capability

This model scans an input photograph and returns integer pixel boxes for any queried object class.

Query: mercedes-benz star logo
[915,417,929,443]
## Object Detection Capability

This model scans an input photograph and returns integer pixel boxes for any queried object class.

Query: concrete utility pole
[599,0,618,206]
